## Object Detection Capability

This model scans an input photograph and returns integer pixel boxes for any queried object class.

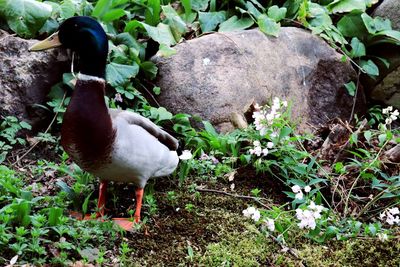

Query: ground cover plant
[0,0,400,265]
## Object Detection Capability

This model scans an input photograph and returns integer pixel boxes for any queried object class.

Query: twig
[12,92,67,166]
[269,234,304,264]
[195,186,272,209]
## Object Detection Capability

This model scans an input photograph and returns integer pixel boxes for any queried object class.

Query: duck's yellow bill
[29,32,61,51]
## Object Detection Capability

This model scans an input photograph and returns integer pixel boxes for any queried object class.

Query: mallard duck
[29,16,179,230]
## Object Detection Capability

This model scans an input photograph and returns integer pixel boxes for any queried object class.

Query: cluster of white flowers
[295,201,325,230]
[377,232,389,242]
[252,98,288,136]
[243,206,261,222]
[382,106,399,125]
[380,207,400,225]
[249,140,274,157]
[264,218,275,232]
[291,185,311,200]
[179,150,193,160]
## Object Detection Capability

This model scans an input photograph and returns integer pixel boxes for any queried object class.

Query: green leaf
[141,22,176,46]
[344,81,356,96]
[279,126,292,140]
[156,44,177,57]
[218,16,254,32]
[102,8,126,22]
[162,4,187,41]
[364,130,372,145]
[198,11,226,32]
[0,0,52,38]
[48,207,63,226]
[145,0,161,26]
[181,0,192,17]
[153,86,161,95]
[245,2,262,18]
[258,14,280,37]
[350,37,365,58]
[337,13,368,39]
[203,121,218,137]
[106,62,139,87]
[327,0,366,14]
[92,0,112,18]
[140,61,158,80]
[191,0,209,11]
[150,107,173,121]
[60,0,75,19]
[19,121,31,130]
[371,30,400,46]
[360,59,379,76]
[82,192,93,215]
[267,5,287,22]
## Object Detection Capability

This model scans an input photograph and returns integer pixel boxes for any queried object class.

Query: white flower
[250,146,262,156]
[179,150,192,160]
[295,191,304,200]
[252,210,261,222]
[378,233,388,242]
[262,148,269,156]
[291,185,301,193]
[253,140,261,147]
[243,207,256,217]
[304,185,311,193]
[385,118,393,125]
[265,218,275,231]
[267,142,274,149]
[388,207,400,215]
[383,106,393,114]
[282,101,288,107]
[230,183,235,191]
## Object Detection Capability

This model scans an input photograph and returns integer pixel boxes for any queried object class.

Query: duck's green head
[29,16,108,78]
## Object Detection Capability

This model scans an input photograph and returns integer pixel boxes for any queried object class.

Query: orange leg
[134,187,144,223]
[113,187,144,231]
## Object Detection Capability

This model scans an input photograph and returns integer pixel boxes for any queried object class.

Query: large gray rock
[372,0,400,30]
[152,28,365,132]
[0,30,68,127]
[368,0,400,108]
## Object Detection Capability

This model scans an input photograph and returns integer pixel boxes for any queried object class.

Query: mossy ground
[104,173,400,267]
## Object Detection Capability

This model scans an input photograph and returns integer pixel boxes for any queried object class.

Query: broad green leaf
[191,0,209,11]
[0,0,52,38]
[60,0,75,19]
[327,0,366,14]
[145,0,161,26]
[106,62,139,87]
[360,59,379,76]
[162,5,187,41]
[140,61,158,80]
[19,121,31,130]
[218,16,254,32]
[141,22,176,46]
[92,0,112,18]
[102,8,126,22]
[350,37,365,57]
[156,44,177,57]
[344,81,356,96]
[364,130,372,145]
[245,2,262,18]
[150,107,173,121]
[203,121,218,137]
[337,13,368,39]
[182,0,192,17]
[198,11,226,32]
[124,20,142,33]
[267,5,287,22]
[48,207,63,226]
[258,14,280,37]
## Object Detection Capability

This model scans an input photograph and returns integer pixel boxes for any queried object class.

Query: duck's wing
[109,109,179,151]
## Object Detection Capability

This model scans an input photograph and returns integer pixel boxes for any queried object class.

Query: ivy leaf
[258,14,280,37]
[140,61,158,80]
[162,5,187,42]
[0,0,52,38]
[327,0,366,14]
[191,0,209,11]
[102,9,126,22]
[360,60,379,77]
[337,13,368,39]
[198,11,226,32]
[156,44,177,57]
[344,81,356,96]
[59,0,76,19]
[350,37,365,58]
[218,16,254,32]
[267,5,287,22]
[141,22,176,46]
[106,62,139,87]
